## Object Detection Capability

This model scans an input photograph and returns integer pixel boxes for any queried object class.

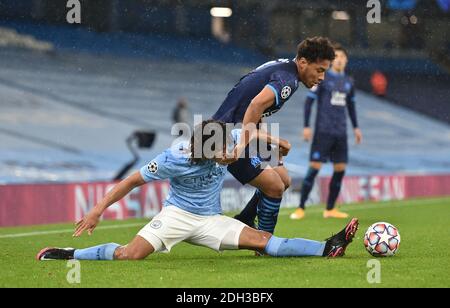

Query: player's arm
[346,84,362,144]
[73,172,146,237]
[87,172,145,216]
[74,152,171,237]
[303,87,318,142]
[256,130,292,157]
[235,87,276,157]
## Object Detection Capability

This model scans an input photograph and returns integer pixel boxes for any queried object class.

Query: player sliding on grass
[212,37,336,234]
[37,120,358,261]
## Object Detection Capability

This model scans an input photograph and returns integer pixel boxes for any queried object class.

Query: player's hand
[279,139,291,157]
[234,143,246,159]
[216,149,238,165]
[73,209,102,237]
[354,128,363,145]
[303,127,312,142]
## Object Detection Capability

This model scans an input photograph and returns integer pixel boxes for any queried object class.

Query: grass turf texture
[1,197,449,288]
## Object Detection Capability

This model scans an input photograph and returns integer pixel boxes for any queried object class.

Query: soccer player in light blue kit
[37,120,358,261]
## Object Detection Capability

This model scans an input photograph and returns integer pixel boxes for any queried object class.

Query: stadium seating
[1,24,449,184]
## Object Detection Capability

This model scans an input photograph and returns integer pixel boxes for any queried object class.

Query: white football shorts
[137,205,247,253]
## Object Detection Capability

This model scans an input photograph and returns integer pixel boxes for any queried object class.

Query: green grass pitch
[1,197,449,288]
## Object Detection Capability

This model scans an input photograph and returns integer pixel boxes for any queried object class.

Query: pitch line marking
[0,223,145,239]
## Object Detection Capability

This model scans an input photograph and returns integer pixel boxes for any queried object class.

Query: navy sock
[299,167,319,209]
[327,170,345,210]
[236,190,260,226]
[257,194,282,234]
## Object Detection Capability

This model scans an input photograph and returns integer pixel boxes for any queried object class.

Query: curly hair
[189,120,230,165]
[296,37,336,63]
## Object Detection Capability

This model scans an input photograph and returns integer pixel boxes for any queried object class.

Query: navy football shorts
[310,133,348,163]
[227,157,264,185]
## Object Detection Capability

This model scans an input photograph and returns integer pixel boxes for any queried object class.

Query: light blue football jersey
[140,129,242,216]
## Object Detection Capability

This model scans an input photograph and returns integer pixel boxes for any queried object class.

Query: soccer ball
[364,222,401,257]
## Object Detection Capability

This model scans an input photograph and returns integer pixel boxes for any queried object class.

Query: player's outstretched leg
[36,247,77,261]
[36,243,120,261]
[321,218,359,257]
[37,236,155,261]
[238,218,359,258]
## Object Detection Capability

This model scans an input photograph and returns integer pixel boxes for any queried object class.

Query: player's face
[299,58,331,89]
[332,50,348,72]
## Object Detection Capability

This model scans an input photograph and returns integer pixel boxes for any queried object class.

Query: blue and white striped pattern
[257,195,282,234]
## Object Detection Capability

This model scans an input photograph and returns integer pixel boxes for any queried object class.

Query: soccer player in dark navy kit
[290,44,363,220]
[212,37,336,233]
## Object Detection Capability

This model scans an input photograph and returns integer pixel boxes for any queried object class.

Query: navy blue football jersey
[212,59,300,124]
[307,70,357,136]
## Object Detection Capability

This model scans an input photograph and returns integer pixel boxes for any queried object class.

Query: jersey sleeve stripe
[266,84,280,107]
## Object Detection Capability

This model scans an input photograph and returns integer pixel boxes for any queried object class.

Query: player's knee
[283,176,292,191]
[311,162,322,170]
[263,181,285,198]
[334,164,346,172]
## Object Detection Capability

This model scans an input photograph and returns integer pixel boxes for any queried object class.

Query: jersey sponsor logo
[182,167,226,188]
[150,220,162,229]
[281,86,292,99]
[262,108,280,118]
[331,91,347,106]
[250,157,262,168]
[148,161,158,173]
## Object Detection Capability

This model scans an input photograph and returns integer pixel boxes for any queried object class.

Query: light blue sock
[264,236,325,257]
[74,243,121,261]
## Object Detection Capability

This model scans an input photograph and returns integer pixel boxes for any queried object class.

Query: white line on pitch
[0,223,145,239]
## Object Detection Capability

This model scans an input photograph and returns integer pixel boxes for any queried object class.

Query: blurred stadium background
[0,0,449,226]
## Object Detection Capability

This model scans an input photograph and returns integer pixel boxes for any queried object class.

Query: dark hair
[296,37,336,63]
[189,120,229,164]
[333,42,348,57]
